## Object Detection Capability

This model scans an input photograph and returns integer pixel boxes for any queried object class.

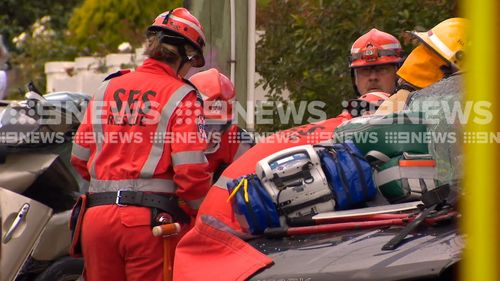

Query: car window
[408,75,464,185]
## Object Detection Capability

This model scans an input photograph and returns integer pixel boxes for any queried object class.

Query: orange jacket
[71,59,211,213]
[173,117,347,281]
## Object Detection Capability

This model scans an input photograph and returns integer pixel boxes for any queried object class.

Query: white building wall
[45,61,77,92]
[45,45,278,102]
[74,56,108,95]
[45,50,142,96]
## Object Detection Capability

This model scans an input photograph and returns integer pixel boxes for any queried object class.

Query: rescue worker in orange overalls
[376,17,468,114]
[189,68,254,183]
[349,28,405,96]
[172,30,403,281]
[70,8,211,281]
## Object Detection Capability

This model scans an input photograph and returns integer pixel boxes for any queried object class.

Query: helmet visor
[397,44,447,89]
[159,32,187,46]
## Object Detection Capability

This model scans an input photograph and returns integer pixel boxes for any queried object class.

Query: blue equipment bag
[227,174,281,235]
[317,141,377,210]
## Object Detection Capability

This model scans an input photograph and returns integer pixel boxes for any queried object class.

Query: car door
[1,187,52,281]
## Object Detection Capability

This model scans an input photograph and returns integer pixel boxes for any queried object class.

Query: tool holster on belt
[69,194,88,257]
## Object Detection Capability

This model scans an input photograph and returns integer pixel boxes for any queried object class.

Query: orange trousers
[81,205,184,281]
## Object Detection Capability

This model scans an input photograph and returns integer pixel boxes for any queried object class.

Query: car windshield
[407,74,463,185]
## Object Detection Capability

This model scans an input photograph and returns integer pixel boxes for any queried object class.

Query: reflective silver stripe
[89,80,111,178]
[408,178,423,193]
[172,151,208,166]
[381,43,402,50]
[201,214,254,240]
[233,143,251,161]
[141,84,195,177]
[72,143,91,161]
[428,33,454,58]
[365,150,391,163]
[169,14,206,43]
[214,175,233,190]
[89,178,176,193]
[374,166,436,186]
[185,197,204,210]
[423,178,436,190]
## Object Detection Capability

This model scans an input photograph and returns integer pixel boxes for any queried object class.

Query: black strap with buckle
[87,191,190,224]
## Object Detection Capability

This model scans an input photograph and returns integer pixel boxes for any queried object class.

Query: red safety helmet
[349,28,404,68]
[344,91,390,117]
[189,68,235,123]
[148,8,206,67]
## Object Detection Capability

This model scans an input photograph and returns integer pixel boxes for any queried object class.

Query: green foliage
[256,0,458,131]
[0,0,81,51]
[9,18,80,99]
[1,0,82,98]
[1,0,182,98]
[67,0,183,55]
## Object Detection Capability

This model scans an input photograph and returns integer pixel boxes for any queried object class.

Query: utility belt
[86,191,189,222]
[69,191,188,257]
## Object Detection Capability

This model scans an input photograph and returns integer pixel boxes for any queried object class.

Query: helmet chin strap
[176,46,201,76]
[175,44,190,75]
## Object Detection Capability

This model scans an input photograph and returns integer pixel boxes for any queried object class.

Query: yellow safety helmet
[397,17,469,89]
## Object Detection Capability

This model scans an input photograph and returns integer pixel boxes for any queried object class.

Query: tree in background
[0,0,81,50]
[2,0,181,98]
[68,0,182,55]
[10,16,81,98]
[1,0,82,98]
[255,0,458,132]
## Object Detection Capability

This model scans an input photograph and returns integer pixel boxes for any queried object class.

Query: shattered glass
[407,74,464,185]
